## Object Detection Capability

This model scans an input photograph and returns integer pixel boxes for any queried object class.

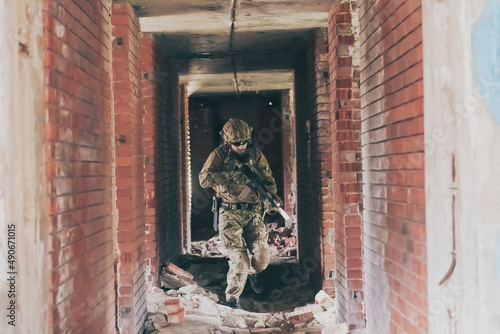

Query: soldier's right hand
[213,172,230,185]
[225,159,240,173]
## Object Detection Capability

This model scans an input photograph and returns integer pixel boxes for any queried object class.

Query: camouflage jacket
[199,144,277,204]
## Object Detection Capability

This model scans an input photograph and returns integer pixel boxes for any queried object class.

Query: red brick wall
[112,3,147,333]
[153,61,182,265]
[358,0,427,332]
[295,29,332,291]
[328,2,364,328]
[43,0,116,333]
[140,35,183,274]
[141,35,159,287]
[179,86,191,252]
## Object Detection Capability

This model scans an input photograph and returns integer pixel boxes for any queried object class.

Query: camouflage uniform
[199,119,278,303]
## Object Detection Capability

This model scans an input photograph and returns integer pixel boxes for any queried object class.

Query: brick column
[358,0,426,332]
[140,34,182,269]
[295,29,333,290]
[44,0,116,333]
[112,3,147,333]
[140,35,158,288]
[179,86,191,253]
[328,1,364,328]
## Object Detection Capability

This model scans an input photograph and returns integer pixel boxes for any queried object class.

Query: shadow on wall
[188,91,285,241]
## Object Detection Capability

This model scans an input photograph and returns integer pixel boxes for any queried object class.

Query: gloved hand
[225,160,240,173]
[213,172,230,185]
[267,207,279,216]
[264,199,279,215]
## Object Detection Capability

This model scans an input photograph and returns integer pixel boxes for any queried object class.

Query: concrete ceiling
[127,0,334,95]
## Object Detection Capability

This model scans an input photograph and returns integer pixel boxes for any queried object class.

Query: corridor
[1,0,499,333]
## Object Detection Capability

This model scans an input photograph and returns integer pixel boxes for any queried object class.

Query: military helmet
[220,118,253,143]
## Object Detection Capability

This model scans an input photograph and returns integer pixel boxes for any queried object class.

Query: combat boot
[248,274,264,294]
[228,298,242,309]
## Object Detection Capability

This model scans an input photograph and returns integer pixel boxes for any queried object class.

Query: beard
[233,148,247,156]
[231,148,250,163]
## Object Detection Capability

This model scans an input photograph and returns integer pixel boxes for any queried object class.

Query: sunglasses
[232,140,249,147]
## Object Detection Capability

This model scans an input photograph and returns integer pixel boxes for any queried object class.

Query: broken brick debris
[167,307,185,324]
[146,287,186,326]
[160,265,196,289]
[264,314,281,328]
[250,328,283,333]
[165,262,194,280]
[315,290,335,311]
[294,304,324,315]
[190,235,228,257]
[320,323,349,334]
[314,308,337,327]
[284,308,315,325]
[149,266,344,334]
[234,330,251,334]
[164,298,181,313]
[280,320,293,332]
[190,225,297,260]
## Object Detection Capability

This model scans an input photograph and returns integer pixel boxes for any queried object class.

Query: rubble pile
[146,261,348,334]
[190,235,228,257]
[190,224,297,261]
[267,225,297,259]
[160,263,196,289]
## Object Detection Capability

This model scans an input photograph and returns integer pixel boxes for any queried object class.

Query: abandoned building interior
[1,0,500,333]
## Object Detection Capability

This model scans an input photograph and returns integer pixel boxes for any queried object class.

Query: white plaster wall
[423,0,500,332]
[0,0,47,332]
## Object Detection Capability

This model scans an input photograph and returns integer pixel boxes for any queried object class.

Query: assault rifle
[237,164,290,221]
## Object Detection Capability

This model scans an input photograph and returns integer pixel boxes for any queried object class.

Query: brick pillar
[141,35,184,284]
[44,0,116,333]
[112,3,147,333]
[179,85,191,253]
[328,1,364,328]
[140,35,158,288]
[295,29,332,290]
[358,0,427,332]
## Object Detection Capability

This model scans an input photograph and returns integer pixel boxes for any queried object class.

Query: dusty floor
[144,254,334,333]
[143,222,344,334]
[180,255,316,313]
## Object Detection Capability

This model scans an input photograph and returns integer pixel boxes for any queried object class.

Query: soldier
[199,118,280,309]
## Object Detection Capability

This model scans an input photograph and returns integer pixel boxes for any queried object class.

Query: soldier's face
[231,142,248,156]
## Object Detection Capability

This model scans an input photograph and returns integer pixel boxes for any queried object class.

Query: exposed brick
[140,34,183,290]
[112,3,147,333]
[167,308,185,324]
[359,0,427,332]
[327,2,364,328]
[44,0,115,333]
[295,29,333,298]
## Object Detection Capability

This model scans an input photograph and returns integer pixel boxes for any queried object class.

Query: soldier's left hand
[267,207,279,215]
[263,199,276,213]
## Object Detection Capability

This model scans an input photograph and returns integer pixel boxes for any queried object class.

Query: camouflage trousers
[219,205,269,302]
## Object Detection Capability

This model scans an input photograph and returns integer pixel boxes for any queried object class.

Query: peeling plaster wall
[0,0,47,333]
[423,0,500,332]
[281,89,298,227]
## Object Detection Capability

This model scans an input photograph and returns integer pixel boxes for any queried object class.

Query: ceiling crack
[231,56,240,96]
[230,0,240,95]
